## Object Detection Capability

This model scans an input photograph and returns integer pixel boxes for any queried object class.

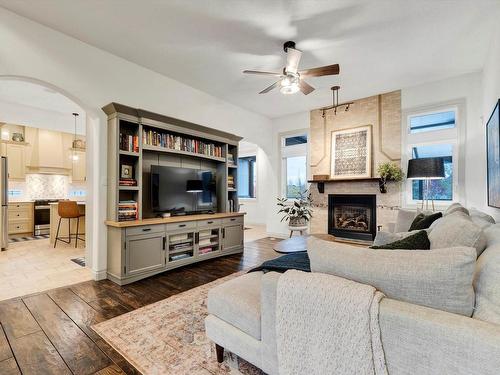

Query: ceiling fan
[243,41,340,95]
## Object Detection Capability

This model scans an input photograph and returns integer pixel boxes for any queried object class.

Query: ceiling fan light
[280,83,300,95]
[281,77,291,87]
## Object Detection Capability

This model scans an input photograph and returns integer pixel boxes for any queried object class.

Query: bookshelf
[103,103,242,222]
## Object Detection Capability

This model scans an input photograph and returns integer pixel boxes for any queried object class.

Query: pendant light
[71,112,79,161]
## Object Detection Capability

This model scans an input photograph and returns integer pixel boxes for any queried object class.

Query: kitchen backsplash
[8,174,86,201]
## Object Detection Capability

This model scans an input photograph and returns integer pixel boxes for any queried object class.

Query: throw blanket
[276,270,387,375]
[248,252,310,274]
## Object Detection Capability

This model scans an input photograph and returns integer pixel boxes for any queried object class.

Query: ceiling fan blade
[259,81,281,94]
[243,70,283,77]
[299,80,315,95]
[299,64,340,77]
[285,48,302,74]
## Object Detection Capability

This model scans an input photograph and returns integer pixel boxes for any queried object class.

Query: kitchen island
[49,201,85,246]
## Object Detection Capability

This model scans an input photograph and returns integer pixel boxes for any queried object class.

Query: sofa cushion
[371,230,430,250]
[444,202,469,216]
[394,209,418,232]
[409,212,442,231]
[469,208,496,229]
[428,212,487,257]
[307,237,476,316]
[473,224,500,324]
[207,272,262,339]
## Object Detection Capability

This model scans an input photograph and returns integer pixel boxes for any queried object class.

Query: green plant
[377,162,404,183]
[277,190,313,223]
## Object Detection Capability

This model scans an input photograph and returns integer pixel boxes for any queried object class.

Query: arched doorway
[0,76,102,299]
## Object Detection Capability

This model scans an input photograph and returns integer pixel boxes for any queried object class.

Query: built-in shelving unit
[103,103,242,222]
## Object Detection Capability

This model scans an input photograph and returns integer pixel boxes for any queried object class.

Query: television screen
[151,165,216,214]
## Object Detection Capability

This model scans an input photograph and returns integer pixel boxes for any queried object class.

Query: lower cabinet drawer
[8,208,32,220]
[166,221,196,231]
[8,221,32,234]
[197,219,222,228]
[223,216,243,225]
[126,224,165,237]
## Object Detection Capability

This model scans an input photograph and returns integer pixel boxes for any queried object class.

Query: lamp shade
[186,179,203,192]
[407,157,445,180]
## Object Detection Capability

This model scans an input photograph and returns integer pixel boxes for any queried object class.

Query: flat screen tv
[151,165,216,214]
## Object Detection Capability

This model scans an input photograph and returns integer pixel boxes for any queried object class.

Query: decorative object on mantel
[277,190,313,237]
[321,85,354,116]
[377,162,404,193]
[330,125,372,180]
[486,99,500,208]
[407,157,445,211]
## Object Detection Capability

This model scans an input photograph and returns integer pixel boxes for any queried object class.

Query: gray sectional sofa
[205,204,500,374]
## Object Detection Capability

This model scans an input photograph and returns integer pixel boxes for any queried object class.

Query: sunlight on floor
[244,224,269,242]
[0,238,92,301]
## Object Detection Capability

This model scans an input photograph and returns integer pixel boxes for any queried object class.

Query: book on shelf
[170,233,189,242]
[119,133,139,153]
[119,178,137,186]
[199,238,213,247]
[170,253,192,261]
[142,129,223,158]
[227,175,235,189]
[199,247,213,254]
[199,229,212,237]
[118,200,138,221]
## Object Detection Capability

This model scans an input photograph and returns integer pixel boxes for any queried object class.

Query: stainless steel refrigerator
[1,157,7,250]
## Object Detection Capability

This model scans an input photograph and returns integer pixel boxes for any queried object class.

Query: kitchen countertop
[48,201,86,205]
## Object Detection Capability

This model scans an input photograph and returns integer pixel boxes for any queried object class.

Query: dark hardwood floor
[0,237,280,375]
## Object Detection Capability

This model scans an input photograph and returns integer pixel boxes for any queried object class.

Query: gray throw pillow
[394,209,418,233]
[371,230,430,250]
[428,212,487,257]
[469,208,495,229]
[373,230,422,247]
[444,203,469,216]
[307,236,476,316]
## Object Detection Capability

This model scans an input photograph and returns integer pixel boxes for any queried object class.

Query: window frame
[279,129,310,199]
[401,100,465,209]
[237,155,257,200]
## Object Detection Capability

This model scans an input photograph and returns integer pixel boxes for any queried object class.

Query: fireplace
[328,194,376,241]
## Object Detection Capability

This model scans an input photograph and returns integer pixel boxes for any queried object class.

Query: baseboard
[92,269,108,281]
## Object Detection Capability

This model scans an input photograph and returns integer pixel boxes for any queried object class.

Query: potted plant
[377,162,404,193]
[277,190,313,227]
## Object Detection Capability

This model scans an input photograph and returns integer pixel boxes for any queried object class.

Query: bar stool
[54,201,85,248]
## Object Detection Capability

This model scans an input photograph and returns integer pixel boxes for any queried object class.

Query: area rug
[92,272,264,375]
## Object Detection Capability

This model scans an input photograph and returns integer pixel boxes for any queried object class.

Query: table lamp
[407,157,445,211]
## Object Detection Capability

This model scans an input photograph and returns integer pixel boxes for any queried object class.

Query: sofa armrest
[380,298,500,375]
[260,271,281,375]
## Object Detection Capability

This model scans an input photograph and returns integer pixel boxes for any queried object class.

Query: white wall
[0,7,273,279]
[480,22,500,219]
[267,111,310,236]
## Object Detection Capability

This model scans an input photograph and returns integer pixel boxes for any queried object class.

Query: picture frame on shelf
[330,125,372,179]
[121,164,133,179]
[487,99,500,208]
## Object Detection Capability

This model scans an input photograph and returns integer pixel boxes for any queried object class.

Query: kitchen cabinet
[222,223,244,252]
[6,144,26,180]
[71,150,86,182]
[37,129,64,168]
[8,202,33,235]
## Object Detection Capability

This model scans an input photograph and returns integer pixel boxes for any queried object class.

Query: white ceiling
[1,0,499,118]
[0,80,86,134]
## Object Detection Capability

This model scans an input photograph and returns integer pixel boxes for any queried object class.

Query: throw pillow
[307,236,476,316]
[372,230,421,247]
[394,209,418,232]
[428,212,487,257]
[444,203,469,216]
[408,212,442,231]
[371,230,430,250]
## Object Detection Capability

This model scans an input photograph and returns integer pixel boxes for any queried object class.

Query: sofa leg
[215,344,224,363]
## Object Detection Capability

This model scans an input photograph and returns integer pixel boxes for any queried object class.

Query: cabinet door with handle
[222,224,243,252]
[6,144,25,180]
[125,232,166,276]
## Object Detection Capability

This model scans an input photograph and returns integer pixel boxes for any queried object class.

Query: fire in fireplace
[328,194,376,241]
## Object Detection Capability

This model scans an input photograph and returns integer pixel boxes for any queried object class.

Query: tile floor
[0,238,92,301]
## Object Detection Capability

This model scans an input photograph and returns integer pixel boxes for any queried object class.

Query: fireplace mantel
[309,177,381,193]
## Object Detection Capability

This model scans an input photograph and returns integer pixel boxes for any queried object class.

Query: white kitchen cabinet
[6,143,26,180]
[72,150,86,182]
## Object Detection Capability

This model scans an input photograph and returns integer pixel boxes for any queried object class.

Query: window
[238,156,256,198]
[411,144,453,201]
[281,132,308,199]
[403,105,460,206]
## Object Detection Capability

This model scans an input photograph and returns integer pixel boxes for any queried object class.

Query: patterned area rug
[92,272,264,375]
